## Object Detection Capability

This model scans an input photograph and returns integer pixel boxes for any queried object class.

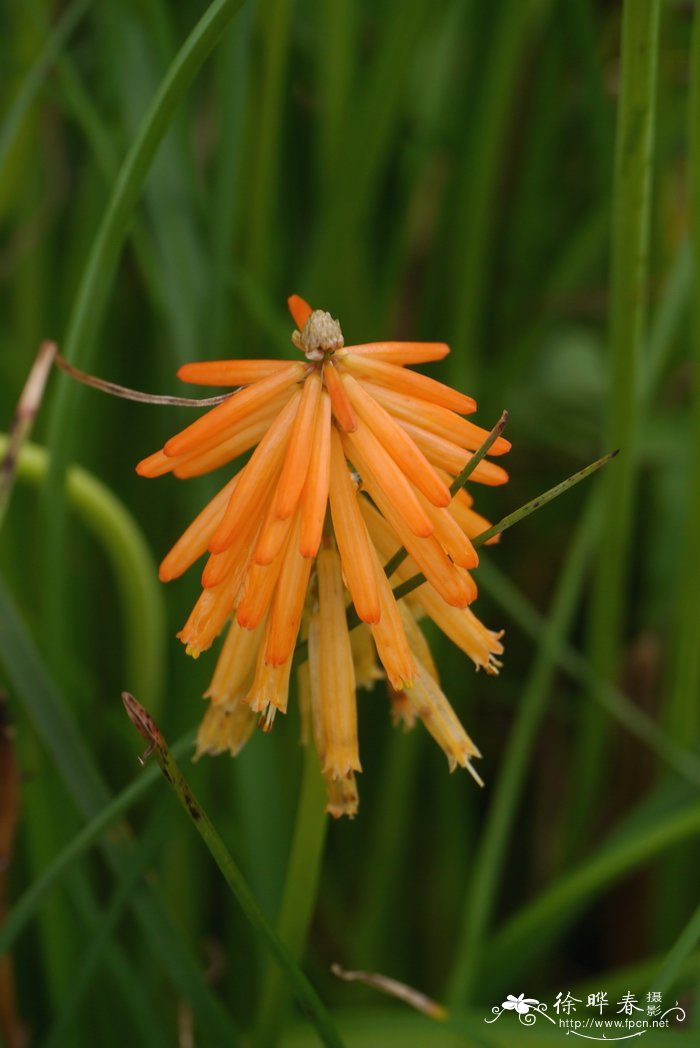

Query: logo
[485,990,686,1041]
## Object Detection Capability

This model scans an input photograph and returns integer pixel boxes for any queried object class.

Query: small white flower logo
[502,993,539,1015]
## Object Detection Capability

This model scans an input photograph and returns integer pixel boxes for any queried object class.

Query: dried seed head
[292,309,344,361]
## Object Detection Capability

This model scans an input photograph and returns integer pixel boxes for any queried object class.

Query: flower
[137,295,510,815]
[502,994,540,1015]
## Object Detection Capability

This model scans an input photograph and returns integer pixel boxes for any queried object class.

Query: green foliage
[1,0,698,1044]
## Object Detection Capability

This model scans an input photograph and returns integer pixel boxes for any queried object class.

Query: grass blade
[0,580,238,1041]
[0,437,165,708]
[256,744,329,1047]
[576,0,662,841]
[0,736,191,956]
[0,0,92,179]
[392,450,616,604]
[478,558,700,787]
[122,692,346,1048]
[484,790,700,990]
[41,0,245,661]
[45,807,169,1048]
[447,496,598,1004]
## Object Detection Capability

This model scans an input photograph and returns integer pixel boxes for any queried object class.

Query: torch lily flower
[137,295,509,815]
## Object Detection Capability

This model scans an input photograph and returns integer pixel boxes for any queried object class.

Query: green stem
[0,583,238,1039]
[121,693,345,1048]
[315,0,359,189]
[447,497,598,1005]
[664,0,700,747]
[392,450,616,604]
[575,0,661,843]
[447,0,551,387]
[246,0,294,286]
[471,451,616,547]
[256,744,329,1047]
[62,869,167,1044]
[479,559,700,787]
[0,0,92,178]
[45,806,168,1048]
[351,728,422,966]
[0,735,191,957]
[572,949,700,1006]
[483,796,700,988]
[654,900,700,996]
[307,0,432,305]
[0,436,165,709]
[41,0,244,661]
[652,0,700,947]
[208,6,253,356]
[640,237,692,411]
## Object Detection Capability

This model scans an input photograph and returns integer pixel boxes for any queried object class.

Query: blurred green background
[1,0,699,1044]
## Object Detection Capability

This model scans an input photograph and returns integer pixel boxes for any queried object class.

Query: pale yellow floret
[238,526,292,626]
[317,546,361,778]
[412,586,504,674]
[387,684,418,730]
[308,600,362,814]
[246,618,293,716]
[404,660,483,784]
[349,622,385,691]
[205,616,266,706]
[323,771,359,819]
[177,576,243,656]
[306,611,326,764]
[202,523,259,588]
[195,699,257,758]
[296,613,312,746]
[398,602,440,683]
[366,539,416,690]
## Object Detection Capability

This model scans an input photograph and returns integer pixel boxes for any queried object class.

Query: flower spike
[137,295,509,814]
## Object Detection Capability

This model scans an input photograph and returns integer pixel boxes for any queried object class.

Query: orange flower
[137,295,510,815]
